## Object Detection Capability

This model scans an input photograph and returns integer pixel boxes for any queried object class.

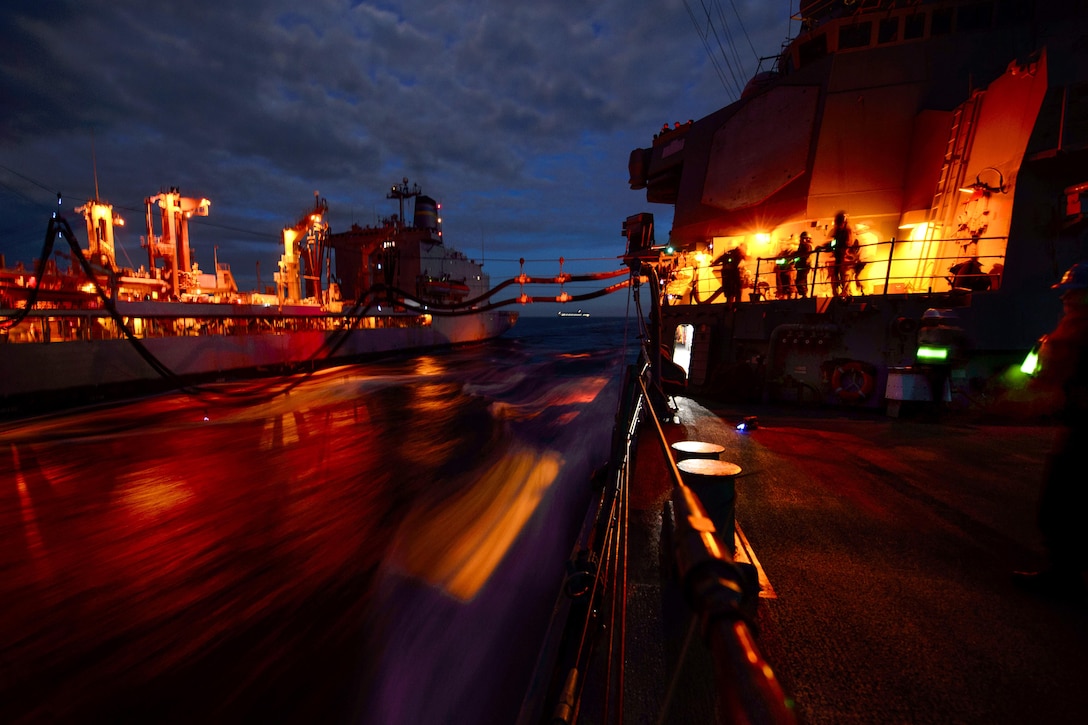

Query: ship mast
[75,132,125,270]
[387,177,421,230]
[144,188,211,298]
[277,192,329,303]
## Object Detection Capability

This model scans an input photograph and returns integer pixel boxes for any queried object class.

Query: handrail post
[883,237,895,295]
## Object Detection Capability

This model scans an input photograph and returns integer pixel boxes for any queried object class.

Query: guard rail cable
[2,211,632,409]
[522,347,796,725]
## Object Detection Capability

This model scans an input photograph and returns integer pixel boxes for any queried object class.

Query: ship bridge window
[932,8,953,36]
[798,33,827,67]
[838,21,872,50]
[878,17,899,44]
[904,13,925,40]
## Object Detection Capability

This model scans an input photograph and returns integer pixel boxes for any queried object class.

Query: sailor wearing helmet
[794,232,813,298]
[821,211,851,296]
[1013,261,1088,599]
[915,307,968,412]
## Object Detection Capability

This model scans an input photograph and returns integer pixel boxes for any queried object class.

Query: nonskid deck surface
[625,396,1084,724]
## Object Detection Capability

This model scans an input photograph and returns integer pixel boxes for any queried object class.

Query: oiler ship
[0,179,517,414]
[624,0,1088,409]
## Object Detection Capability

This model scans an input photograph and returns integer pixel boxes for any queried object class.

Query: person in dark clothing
[846,239,866,294]
[794,232,812,298]
[774,248,794,299]
[715,246,744,304]
[916,308,969,414]
[949,256,991,291]
[822,211,851,296]
[1012,261,1088,600]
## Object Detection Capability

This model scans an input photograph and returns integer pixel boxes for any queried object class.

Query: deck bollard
[670,440,725,460]
[677,459,742,554]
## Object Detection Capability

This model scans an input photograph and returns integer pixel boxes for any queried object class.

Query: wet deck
[622,396,1086,724]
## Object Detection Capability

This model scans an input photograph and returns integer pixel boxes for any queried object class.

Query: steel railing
[523,348,796,724]
[680,236,1006,303]
[632,364,796,725]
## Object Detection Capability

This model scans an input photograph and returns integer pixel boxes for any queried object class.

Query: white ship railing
[669,235,1007,305]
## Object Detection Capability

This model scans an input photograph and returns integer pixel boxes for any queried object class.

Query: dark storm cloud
[1,0,789,312]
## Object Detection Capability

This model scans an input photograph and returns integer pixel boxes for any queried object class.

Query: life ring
[832,361,875,402]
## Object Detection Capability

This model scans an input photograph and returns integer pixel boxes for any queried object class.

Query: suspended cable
[0,163,280,244]
[701,0,745,98]
[0,163,59,196]
[0,177,45,207]
[717,0,752,85]
[4,212,634,412]
[727,0,761,63]
[682,0,734,98]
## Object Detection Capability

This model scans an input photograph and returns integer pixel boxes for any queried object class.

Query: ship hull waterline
[0,311,517,412]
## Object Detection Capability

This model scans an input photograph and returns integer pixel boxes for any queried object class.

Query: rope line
[2,213,633,409]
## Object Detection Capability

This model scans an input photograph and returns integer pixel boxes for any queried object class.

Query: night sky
[1,1,793,315]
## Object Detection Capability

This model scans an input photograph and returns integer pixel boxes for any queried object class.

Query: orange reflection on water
[545,376,610,406]
[115,472,195,521]
[11,446,50,579]
[489,376,611,424]
[555,411,581,426]
[388,444,561,601]
[413,356,446,377]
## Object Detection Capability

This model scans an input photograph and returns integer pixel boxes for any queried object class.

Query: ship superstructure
[625,0,1088,406]
[329,178,488,309]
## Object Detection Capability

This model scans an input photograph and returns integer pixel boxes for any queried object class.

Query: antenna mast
[91,130,100,200]
[387,177,421,230]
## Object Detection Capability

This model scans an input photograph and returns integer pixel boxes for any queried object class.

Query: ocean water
[0,314,639,724]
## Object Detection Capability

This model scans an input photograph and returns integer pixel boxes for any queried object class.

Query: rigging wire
[683,0,779,102]
[43,215,191,389]
[682,0,737,98]
[0,165,630,270]
[0,163,58,196]
[0,176,46,207]
[0,219,61,332]
[2,211,633,412]
[548,264,661,722]
[701,0,746,97]
[728,0,762,62]
[714,1,748,90]
[482,255,622,264]
[0,163,281,243]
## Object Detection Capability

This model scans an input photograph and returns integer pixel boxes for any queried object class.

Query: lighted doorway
[672,324,694,375]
